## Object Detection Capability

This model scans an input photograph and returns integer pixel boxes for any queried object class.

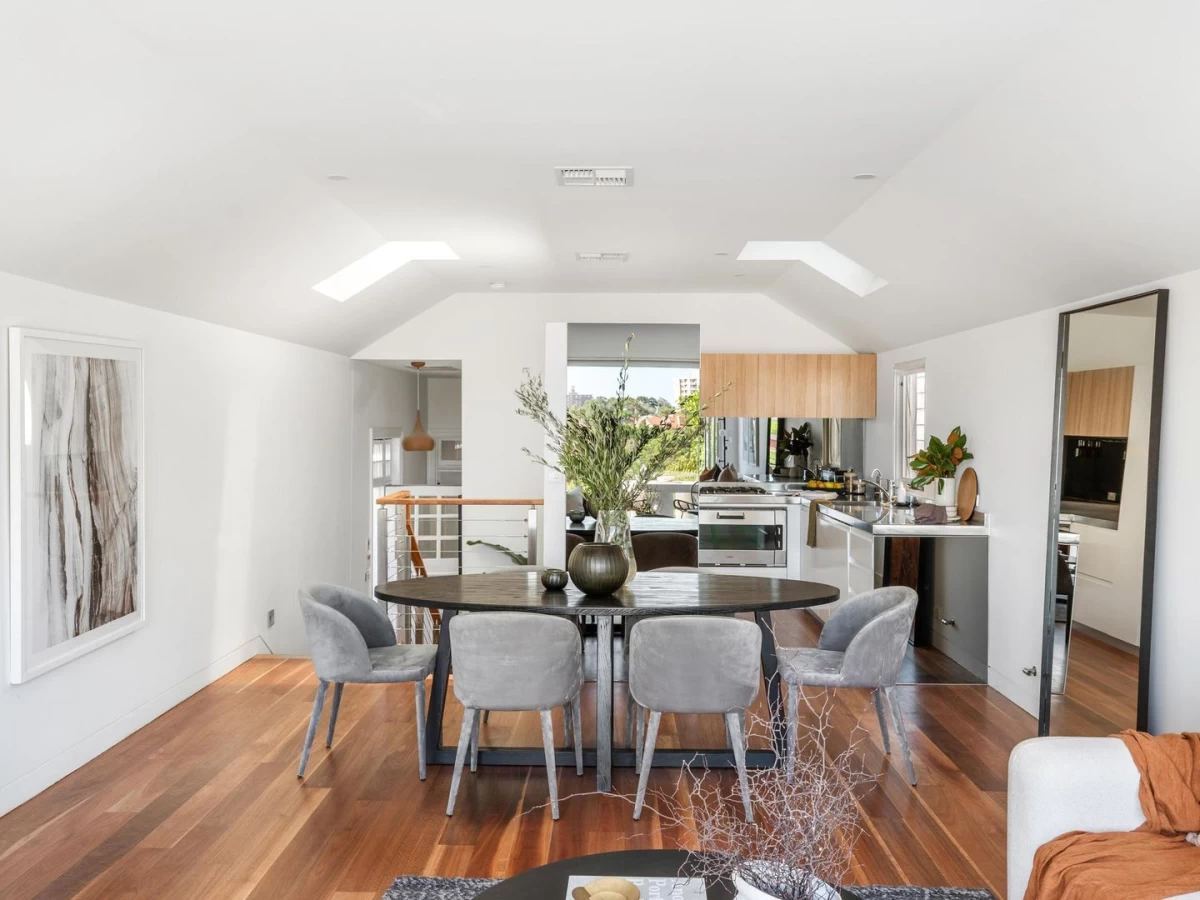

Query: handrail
[376,491,543,506]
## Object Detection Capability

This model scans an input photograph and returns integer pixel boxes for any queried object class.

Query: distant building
[566,385,594,409]
[677,376,699,402]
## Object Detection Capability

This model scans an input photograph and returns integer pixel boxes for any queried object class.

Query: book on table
[565,875,707,900]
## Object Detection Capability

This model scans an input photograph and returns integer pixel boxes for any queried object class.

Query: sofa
[1008,736,1200,900]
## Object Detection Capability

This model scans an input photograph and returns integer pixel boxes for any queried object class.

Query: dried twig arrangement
[644,689,873,900]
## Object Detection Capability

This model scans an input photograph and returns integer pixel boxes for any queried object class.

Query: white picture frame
[8,328,146,683]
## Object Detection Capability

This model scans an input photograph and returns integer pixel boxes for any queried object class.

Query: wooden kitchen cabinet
[1064,366,1134,437]
[699,353,876,418]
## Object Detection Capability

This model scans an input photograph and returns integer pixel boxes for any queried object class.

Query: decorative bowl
[567,508,587,524]
[567,542,628,596]
[540,568,569,591]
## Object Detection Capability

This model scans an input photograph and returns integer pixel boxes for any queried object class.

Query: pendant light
[402,362,436,452]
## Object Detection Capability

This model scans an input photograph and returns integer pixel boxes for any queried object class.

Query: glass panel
[442,517,459,536]
[697,524,781,552]
[440,439,462,462]
[417,517,437,536]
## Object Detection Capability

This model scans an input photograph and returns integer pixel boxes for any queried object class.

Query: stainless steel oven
[698,507,787,568]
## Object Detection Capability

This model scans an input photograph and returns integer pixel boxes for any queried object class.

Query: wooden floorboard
[0,610,1068,900]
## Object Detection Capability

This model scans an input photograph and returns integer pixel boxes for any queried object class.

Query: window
[371,438,393,485]
[893,361,926,483]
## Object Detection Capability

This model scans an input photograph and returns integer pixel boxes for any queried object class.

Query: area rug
[382,875,995,899]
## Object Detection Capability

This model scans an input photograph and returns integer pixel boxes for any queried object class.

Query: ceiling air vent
[556,166,634,187]
[575,252,629,262]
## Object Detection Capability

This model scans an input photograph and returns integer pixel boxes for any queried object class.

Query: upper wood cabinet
[699,353,876,418]
[1064,366,1134,437]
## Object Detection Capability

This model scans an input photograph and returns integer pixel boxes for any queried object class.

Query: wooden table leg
[426,608,456,764]
[754,610,785,761]
[596,616,614,791]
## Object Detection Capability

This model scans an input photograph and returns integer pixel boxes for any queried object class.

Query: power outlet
[267,608,275,628]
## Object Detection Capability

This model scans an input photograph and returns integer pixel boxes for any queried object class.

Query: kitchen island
[788,496,990,681]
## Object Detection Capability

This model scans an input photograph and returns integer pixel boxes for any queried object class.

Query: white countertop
[789,496,990,537]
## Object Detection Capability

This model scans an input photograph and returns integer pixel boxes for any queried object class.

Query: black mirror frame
[1038,289,1168,735]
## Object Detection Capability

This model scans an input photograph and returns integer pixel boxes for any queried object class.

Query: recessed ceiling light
[733,273,746,277]
[490,281,506,290]
[737,241,887,297]
[852,173,878,181]
[714,252,729,257]
[327,174,350,181]
[312,241,458,302]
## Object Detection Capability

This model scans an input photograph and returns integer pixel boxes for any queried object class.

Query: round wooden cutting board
[957,466,978,522]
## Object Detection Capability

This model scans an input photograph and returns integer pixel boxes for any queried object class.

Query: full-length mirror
[1040,290,1167,735]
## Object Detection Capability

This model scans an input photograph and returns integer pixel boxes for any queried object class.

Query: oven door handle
[715,512,747,520]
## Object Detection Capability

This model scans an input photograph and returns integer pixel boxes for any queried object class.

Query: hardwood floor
[1049,628,1139,736]
[0,610,1038,900]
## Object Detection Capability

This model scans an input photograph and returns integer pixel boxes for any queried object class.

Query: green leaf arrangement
[515,335,723,512]
[908,425,973,492]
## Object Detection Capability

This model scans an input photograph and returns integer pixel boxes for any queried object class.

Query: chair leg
[539,709,560,820]
[469,708,481,773]
[572,697,584,775]
[325,683,344,749]
[873,688,891,755]
[785,682,799,780]
[483,710,490,724]
[563,701,574,748]
[726,711,754,823]
[297,680,328,779]
[624,686,635,748]
[884,686,916,786]
[633,710,662,820]
[634,703,646,774]
[414,680,427,781]
[446,709,476,815]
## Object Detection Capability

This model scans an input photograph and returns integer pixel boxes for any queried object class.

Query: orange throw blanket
[1025,730,1200,900]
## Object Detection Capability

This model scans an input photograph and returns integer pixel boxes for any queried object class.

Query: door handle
[715,512,746,520]
[1022,666,1038,677]
[939,617,956,626]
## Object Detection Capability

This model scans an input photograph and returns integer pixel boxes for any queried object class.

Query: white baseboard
[0,636,269,817]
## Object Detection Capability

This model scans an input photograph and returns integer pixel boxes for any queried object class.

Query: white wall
[1065,312,1157,646]
[864,311,1060,715]
[865,272,1199,734]
[0,270,358,814]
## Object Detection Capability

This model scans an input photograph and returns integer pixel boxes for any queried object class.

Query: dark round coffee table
[474,849,861,899]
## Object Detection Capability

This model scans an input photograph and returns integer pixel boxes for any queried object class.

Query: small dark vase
[567,542,629,596]
[540,568,569,591]
[567,508,586,524]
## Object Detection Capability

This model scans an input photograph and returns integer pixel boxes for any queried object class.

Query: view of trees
[572,391,702,479]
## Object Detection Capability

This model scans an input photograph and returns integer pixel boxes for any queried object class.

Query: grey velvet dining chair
[629,615,762,822]
[296,584,437,780]
[619,565,701,748]
[446,612,583,819]
[776,586,919,785]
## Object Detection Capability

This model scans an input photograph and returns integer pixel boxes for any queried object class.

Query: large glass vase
[595,508,637,586]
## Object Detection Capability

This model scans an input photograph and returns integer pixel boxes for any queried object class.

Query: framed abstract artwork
[8,329,145,683]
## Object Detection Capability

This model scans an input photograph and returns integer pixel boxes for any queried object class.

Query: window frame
[892,359,927,485]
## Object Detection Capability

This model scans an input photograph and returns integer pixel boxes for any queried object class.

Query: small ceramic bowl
[540,568,569,591]
[567,508,587,524]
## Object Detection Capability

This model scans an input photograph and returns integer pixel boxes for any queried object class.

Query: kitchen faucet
[867,468,895,506]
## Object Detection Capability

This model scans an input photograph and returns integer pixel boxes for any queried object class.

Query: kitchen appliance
[697,505,787,567]
[1061,436,1127,504]
[844,470,865,496]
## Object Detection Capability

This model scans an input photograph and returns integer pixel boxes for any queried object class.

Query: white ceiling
[5,1,1200,354]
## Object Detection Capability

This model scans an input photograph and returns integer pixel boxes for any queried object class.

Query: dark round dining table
[374,570,838,790]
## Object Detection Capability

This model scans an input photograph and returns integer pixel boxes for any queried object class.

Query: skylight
[313,241,458,302]
[737,241,887,297]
